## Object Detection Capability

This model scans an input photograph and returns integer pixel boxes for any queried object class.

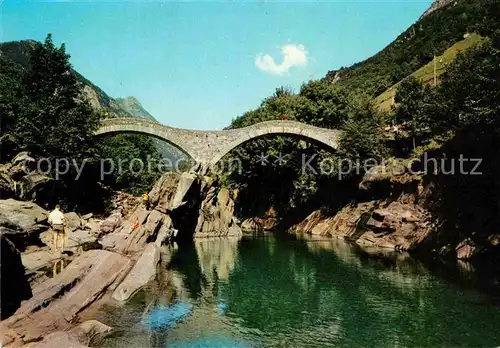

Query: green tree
[0,57,23,158]
[99,134,161,195]
[340,101,389,164]
[393,76,434,150]
[436,40,500,132]
[13,34,100,160]
[298,80,351,128]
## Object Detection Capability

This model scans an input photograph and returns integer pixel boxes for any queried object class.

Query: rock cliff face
[101,172,242,251]
[290,163,434,252]
[420,0,455,19]
[291,198,433,251]
[194,184,242,238]
[290,162,500,261]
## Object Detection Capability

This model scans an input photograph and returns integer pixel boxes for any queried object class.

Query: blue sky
[1,0,432,130]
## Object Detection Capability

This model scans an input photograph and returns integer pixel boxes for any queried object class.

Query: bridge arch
[206,121,341,166]
[94,118,197,161]
[95,118,342,168]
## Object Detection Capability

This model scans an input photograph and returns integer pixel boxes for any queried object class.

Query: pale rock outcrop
[0,199,48,233]
[291,199,432,250]
[241,217,278,231]
[170,172,197,210]
[64,212,82,232]
[0,152,53,201]
[149,172,183,213]
[291,160,433,251]
[194,186,242,238]
[124,209,163,253]
[420,0,455,19]
[109,191,141,217]
[112,243,160,302]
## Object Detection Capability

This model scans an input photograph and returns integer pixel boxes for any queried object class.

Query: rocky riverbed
[2,161,499,347]
[0,171,241,347]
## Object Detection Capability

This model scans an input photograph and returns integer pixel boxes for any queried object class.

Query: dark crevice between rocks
[169,178,203,245]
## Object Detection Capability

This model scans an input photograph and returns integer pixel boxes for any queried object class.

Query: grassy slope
[322,0,490,98]
[374,33,485,111]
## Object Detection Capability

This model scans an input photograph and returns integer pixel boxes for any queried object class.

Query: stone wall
[95,118,341,166]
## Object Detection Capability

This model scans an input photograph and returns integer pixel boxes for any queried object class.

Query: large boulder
[112,243,160,302]
[0,153,54,201]
[241,217,278,231]
[99,212,122,235]
[0,249,131,346]
[0,234,33,319]
[456,238,477,260]
[0,199,48,249]
[64,212,82,232]
[0,199,48,233]
[194,185,242,238]
[39,228,98,252]
[291,200,433,251]
[149,172,193,213]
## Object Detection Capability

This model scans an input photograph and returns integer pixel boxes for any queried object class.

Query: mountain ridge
[0,40,155,121]
[0,39,188,164]
[322,0,491,98]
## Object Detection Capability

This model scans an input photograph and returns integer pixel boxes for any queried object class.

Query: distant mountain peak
[420,0,455,19]
[114,96,156,121]
[116,96,141,106]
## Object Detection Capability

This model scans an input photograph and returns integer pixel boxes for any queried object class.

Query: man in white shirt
[48,204,65,253]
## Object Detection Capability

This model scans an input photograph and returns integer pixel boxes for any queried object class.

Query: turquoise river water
[96,234,500,347]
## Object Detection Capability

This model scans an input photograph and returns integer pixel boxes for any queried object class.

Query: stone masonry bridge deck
[95,118,342,166]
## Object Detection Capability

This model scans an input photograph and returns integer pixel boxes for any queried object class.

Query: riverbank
[1,167,499,347]
[284,160,500,264]
[0,171,242,347]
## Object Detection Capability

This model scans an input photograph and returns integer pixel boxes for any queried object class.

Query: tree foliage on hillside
[325,0,500,98]
[225,0,500,234]
[0,34,160,210]
[11,35,100,159]
[224,83,389,220]
[392,38,500,244]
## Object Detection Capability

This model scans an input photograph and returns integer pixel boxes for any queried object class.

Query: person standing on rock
[48,204,65,254]
[142,192,150,210]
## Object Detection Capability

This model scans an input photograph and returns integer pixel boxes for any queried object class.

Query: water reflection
[99,234,500,348]
[52,258,65,277]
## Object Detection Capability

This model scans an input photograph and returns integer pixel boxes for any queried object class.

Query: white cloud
[255,44,308,75]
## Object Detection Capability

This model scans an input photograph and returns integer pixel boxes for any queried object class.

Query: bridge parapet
[95,118,342,166]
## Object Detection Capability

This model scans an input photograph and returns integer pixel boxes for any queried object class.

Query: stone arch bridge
[95,118,342,167]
